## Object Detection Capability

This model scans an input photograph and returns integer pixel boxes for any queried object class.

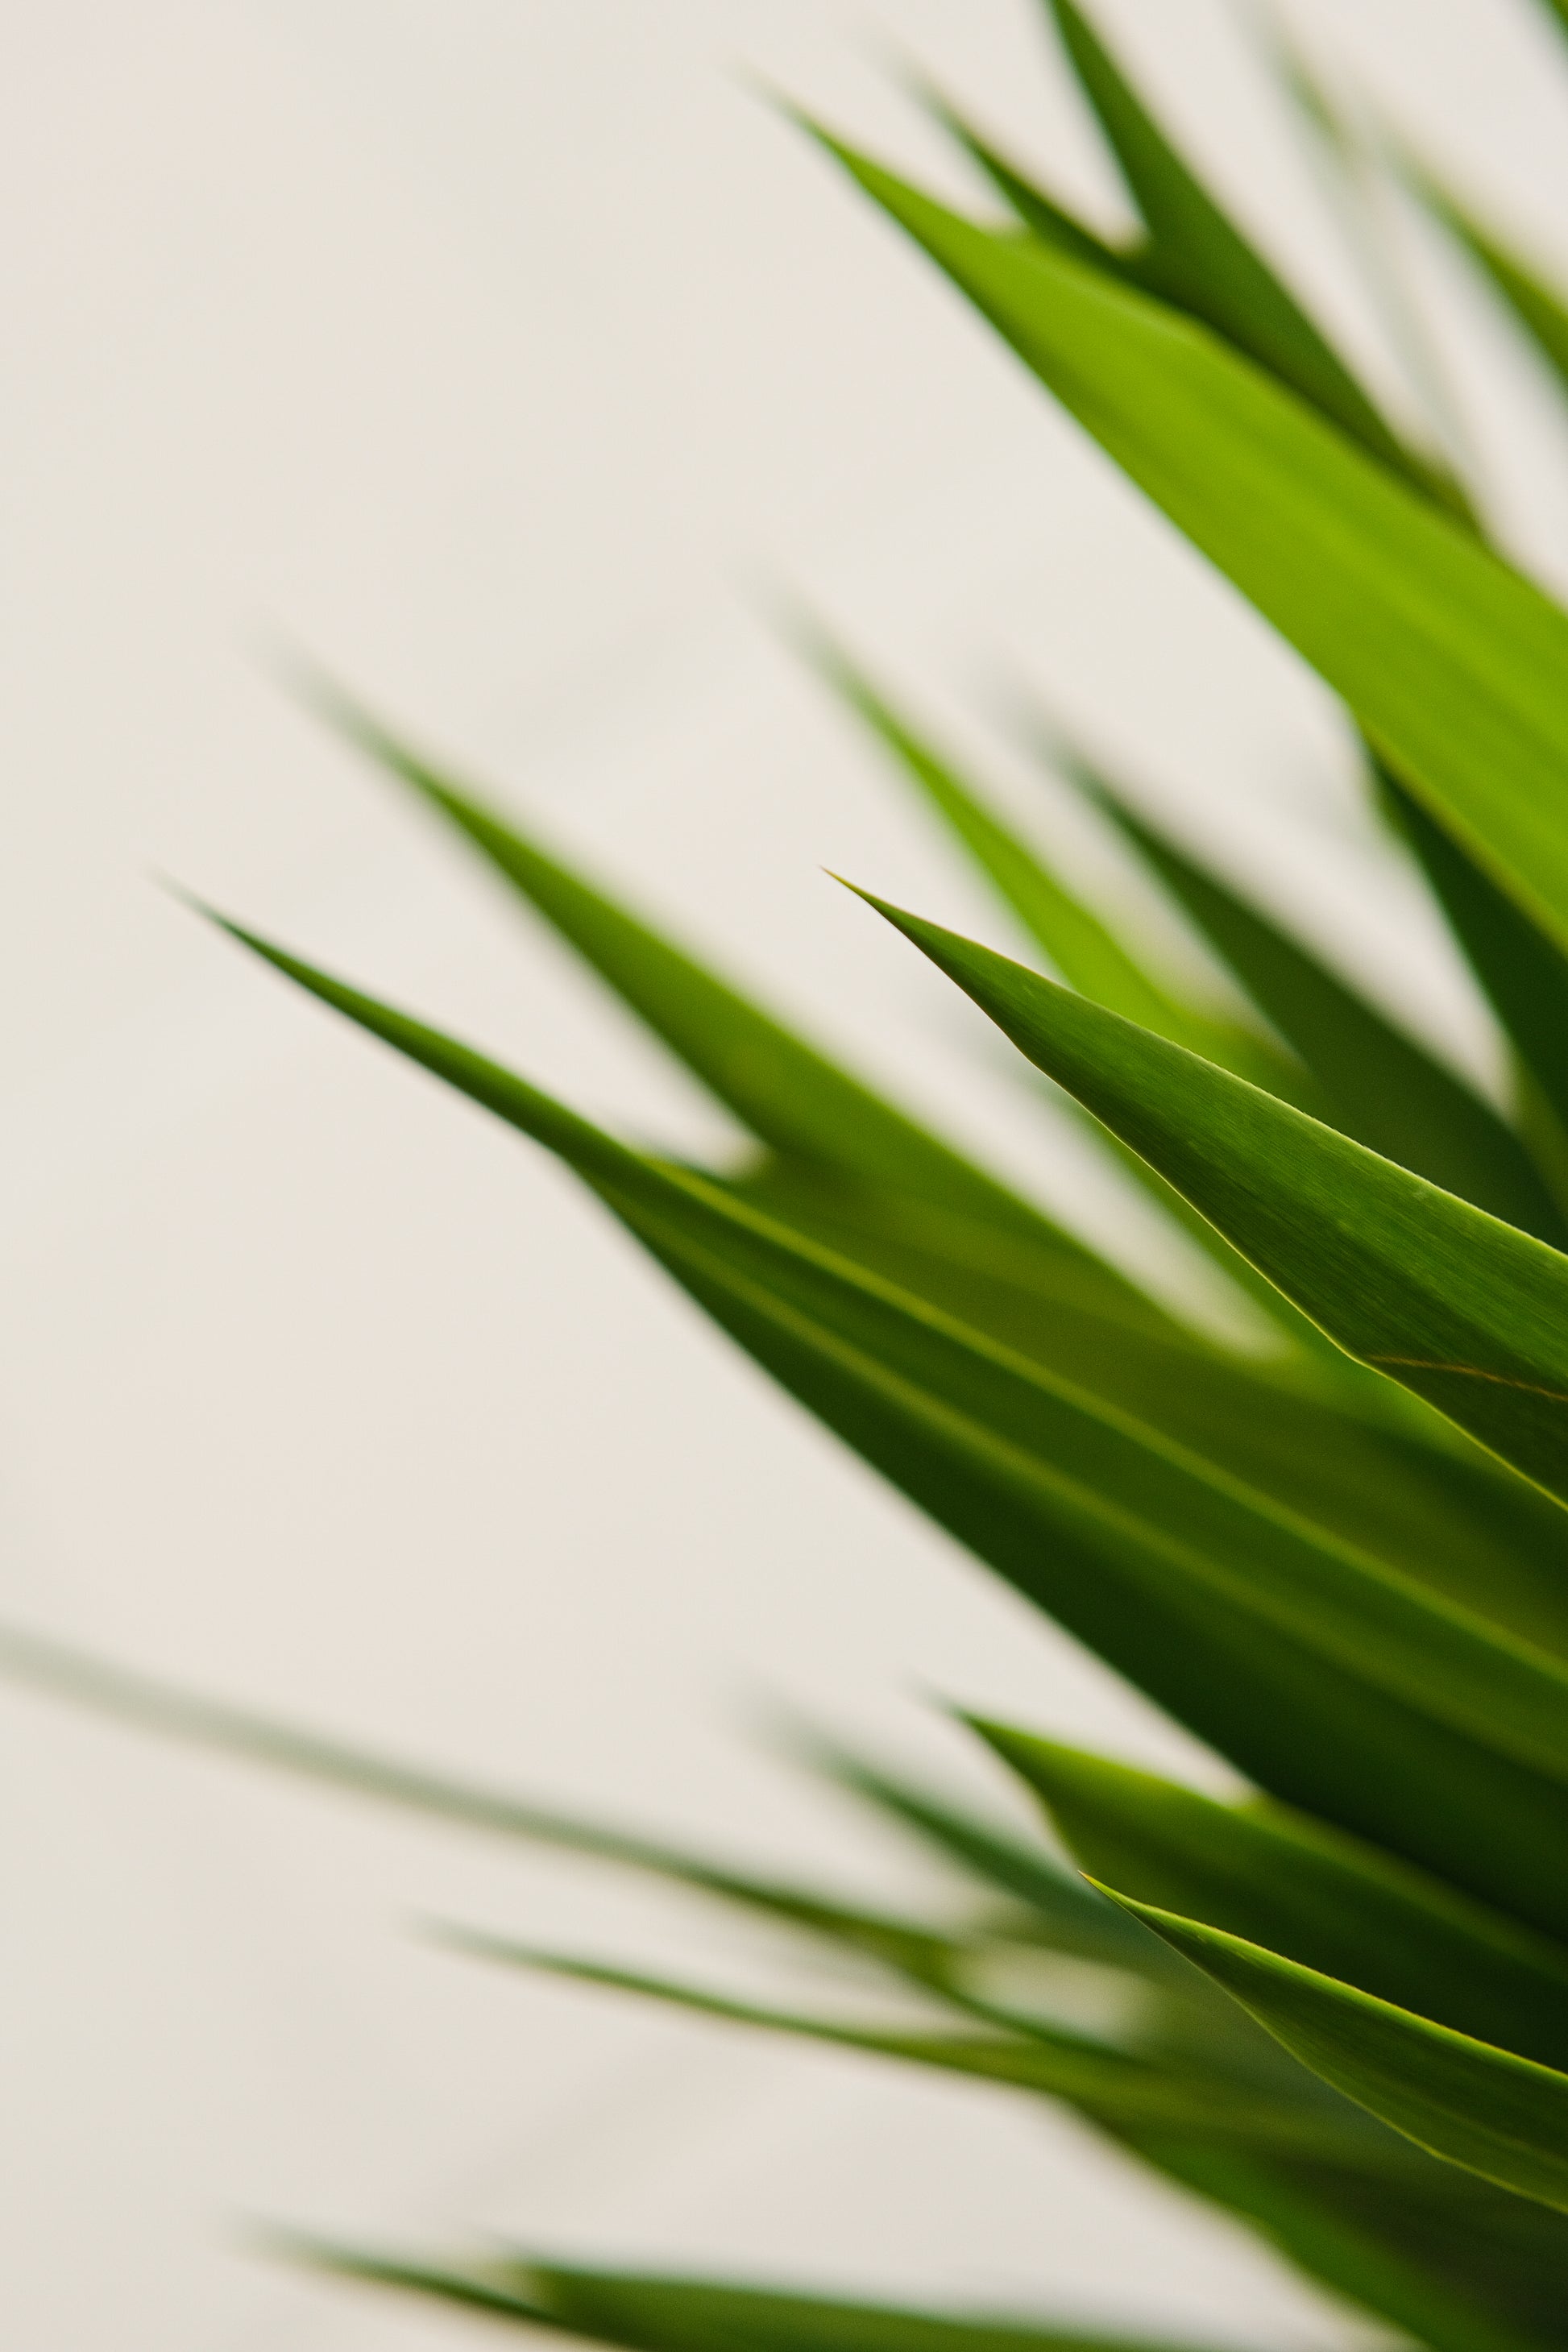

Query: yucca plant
[19,2,1568,2346]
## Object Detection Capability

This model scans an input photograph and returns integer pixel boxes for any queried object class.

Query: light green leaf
[208,911,1568,1937]
[860,887,1568,1517]
[976,1724,1568,2070]
[1108,1892,1568,2213]
[1038,0,1417,480]
[1135,2140,1568,2352]
[1086,777,1568,1244]
[811,138,1568,960]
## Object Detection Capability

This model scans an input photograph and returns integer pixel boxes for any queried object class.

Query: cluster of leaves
[19,1,1568,2345]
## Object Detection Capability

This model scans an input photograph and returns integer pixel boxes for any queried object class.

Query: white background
[6,2,1568,2345]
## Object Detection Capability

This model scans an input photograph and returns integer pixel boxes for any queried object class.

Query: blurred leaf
[799,626,1295,1088]
[315,2252,1251,2352]
[803,1740,1179,1976]
[313,696,1568,1654]
[1417,167,1568,400]
[977,1724,1568,2068]
[862,889,1568,1529]
[812,139,1568,961]
[312,685,1121,1276]
[0,1623,989,1989]
[1110,1893,1568,2213]
[1138,2139,1568,2352]
[209,912,1568,1940]
[1037,0,1426,485]
[453,1934,1399,2159]
[1084,775,1568,1243]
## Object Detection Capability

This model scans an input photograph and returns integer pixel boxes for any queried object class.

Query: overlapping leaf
[210,914,1568,1940]
[976,1724,1568,2069]
[813,137,1568,961]
[1111,1894,1568,2213]
[314,707,1568,1663]
[1035,0,1420,480]
[861,890,1568,1523]
[1082,774,1566,1243]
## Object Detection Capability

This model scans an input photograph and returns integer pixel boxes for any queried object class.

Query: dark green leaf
[1107,1892,1568,2213]
[306,699,1568,1657]
[1379,759,1568,1158]
[1085,777,1567,1244]
[1037,0,1417,479]
[208,912,1568,1939]
[1135,2141,1568,2352]
[316,2250,1253,2352]
[976,1724,1568,2069]
[861,887,1568,1521]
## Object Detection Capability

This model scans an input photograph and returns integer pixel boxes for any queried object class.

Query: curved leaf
[859,887,1568,1516]
[976,1724,1568,2070]
[207,912,1568,1938]
[811,138,1568,961]
[1107,1893,1568,2214]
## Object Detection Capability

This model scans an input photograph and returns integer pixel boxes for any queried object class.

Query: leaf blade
[1108,1893,1568,2213]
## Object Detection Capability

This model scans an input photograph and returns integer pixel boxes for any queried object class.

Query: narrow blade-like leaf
[812,139,1568,960]
[1039,0,1417,478]
[861,888,1568,1512]
[318,2251,1253,2352]
[977,1724,1568,2069]
[1087,779,1567,1244]
[209,912,1568,1936]
[1108,1894,1568,2213]
[1379,760,1568,1155]
[454,1935,1396,2159]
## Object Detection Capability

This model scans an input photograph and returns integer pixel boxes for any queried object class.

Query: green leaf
[1378,759,1568,1155]
[0,1622,989,1989]
[312,694,1568,1648]
[1085,777,1568,1245]
[861,887,1568,1520]
[315,2252,1254,2352]
[800,628,1295,1088]
[451,1934,1396,2159]
[1037,0,1417,479]
[1417,168,1568,400]
[975,1724,1568,2070]
[811,138,1568,961]
[508,2267,1219,2352]
[313,686,1110,1267]
[917,85,1140,286]
[803,1740,1176,1977]
[1134,2141,1568,2352]
[208,911,1568,1939]
[1106,1892,1568,2213]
